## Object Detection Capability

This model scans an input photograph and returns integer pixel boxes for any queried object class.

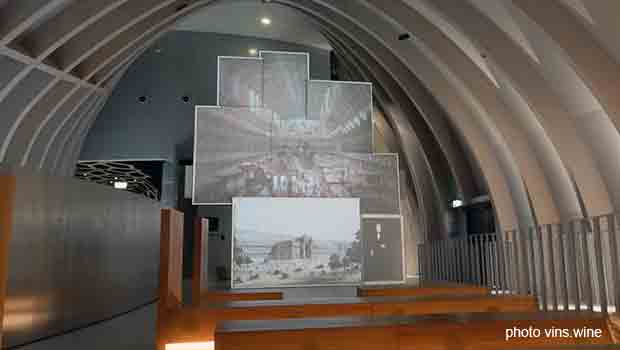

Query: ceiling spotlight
[398,33,411,41]
[452,199,464,208]
[114,181,128,190]
[182,95,190,103]
[260,17,272,25]
[248,48,258,56]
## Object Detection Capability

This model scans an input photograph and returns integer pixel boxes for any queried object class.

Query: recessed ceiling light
[260,17,272,25]
[248,48,258,56]
[114,181,128,190]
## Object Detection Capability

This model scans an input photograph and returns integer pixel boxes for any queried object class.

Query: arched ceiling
[174,1,331,50]
[1,0,620,240]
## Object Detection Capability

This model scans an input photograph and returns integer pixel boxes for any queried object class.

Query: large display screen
[261,51,308,120]
[232,197,362,288]
[218,57,263,107]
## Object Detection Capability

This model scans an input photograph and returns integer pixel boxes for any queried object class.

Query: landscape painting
[232,197,362,288]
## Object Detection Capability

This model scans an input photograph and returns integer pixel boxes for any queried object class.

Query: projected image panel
[261,51,308,120]
[362,217,404,283]
[307,81,373,153]
[232,198,362,288]
[193,107,272,204]
[218,57,263,107]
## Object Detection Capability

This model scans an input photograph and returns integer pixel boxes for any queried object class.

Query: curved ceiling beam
[16,1,215,172]
[426,0,614,217]
[292,1,479,205]
[363,0,579,224]
[18,0,130,60]
[288,0,529,230]
[325,32,442,238]
[513,0,620,134]
[0,0,72,46]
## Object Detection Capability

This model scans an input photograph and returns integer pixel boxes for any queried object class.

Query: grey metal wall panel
[80,31,330,162]
[1,167,160,348]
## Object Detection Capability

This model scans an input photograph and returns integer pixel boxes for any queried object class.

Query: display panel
[232,197,362,288]
[362,217,405,283]
[306,80,373,153]
[218,57,263,107]
[193,106,272,203]
[261,51,308,120]
[194,147,400,214]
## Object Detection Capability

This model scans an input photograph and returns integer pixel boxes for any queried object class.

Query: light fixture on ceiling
[452,199,464,208]
[114,181,128,190]
[260,17,272,25]
[248,48,258,56]
[398,33,411,41]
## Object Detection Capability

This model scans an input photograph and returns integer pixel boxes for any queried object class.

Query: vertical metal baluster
[448,239,453,282]
[451,239,455,282]
[519,228,531,295]
[444,240,449,282]
[456,239,461,282]
[438,240,444,281]
[452,239,457,282]
[504,233,512,293]
[557,222,570,311]
[512,230,521,294]
[443,239,448,281]
[528,227,538,300]
[592,216,607,313]
[418,245,424,281]
[537,226,547,311]
[431,242,436,281]
[460,238,467,283]
[496,233,505,294]
[435,241,440,281]
[489,234,495,290]
[546,224,558,311]
[492,234,499,292]
[480,234,489,287]
[487,234,493,289]
[468,236,475,285]
[569,220,581,310]
[475,235,481,286]
[580,218,593,311]
[607,214,620,312]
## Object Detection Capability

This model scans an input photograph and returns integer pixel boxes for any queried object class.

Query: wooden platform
[201,289,283,303]
[215,311,618,350]
[357,282,489,297]
[208,294,537,320]
[158,294,538,345]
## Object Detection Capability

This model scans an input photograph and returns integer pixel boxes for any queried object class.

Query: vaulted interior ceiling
[174,1,331,50]
[1,0,620,240]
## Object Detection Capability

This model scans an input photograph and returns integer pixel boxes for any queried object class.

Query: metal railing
[419,213,620,313]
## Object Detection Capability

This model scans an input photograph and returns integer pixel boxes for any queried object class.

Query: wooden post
[157,208,184,350]
[192,217,208,306]
[0,175,15,347]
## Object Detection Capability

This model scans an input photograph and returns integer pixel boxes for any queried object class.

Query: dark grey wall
[80,31,331,163]
[1,167,160,349]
